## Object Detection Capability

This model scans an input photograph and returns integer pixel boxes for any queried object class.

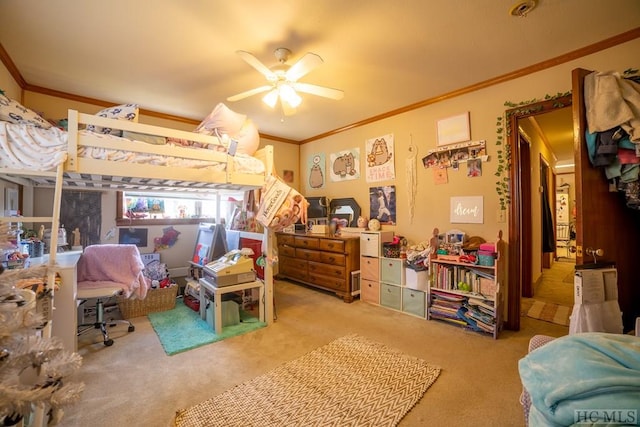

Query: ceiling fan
[227,48,344,116]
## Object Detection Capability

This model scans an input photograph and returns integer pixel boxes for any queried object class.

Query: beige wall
[302,38,640,250]
[0,62,20,100]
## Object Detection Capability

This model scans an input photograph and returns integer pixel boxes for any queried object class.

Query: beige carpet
[525,300,571,326]
[174,334,441,427]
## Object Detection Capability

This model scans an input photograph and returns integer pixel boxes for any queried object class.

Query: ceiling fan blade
[293,82,344,100]
[281,97,297,116]
[236,50,276,80]
[286,52,323,82]
[227,85,272,102]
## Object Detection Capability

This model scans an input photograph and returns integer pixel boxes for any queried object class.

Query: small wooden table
[198,278,264,334]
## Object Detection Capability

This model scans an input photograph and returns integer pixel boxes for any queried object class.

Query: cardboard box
[405,268,428,292]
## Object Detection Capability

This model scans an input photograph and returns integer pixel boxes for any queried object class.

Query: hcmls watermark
[574,409,638,425]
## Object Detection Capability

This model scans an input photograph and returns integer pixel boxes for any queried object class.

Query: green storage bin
[380,283,401,311]
[402,288,426,318]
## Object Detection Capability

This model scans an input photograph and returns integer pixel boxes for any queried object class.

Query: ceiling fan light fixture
[279,84,302,108]
[262,89,279,108]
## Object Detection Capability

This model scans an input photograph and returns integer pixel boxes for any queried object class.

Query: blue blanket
[519,333,640,426]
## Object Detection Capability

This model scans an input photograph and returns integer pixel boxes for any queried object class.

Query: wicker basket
[117,285,178,319]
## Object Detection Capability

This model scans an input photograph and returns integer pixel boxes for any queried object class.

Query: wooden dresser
[276,232,360,302]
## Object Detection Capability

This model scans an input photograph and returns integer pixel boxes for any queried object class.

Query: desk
[28,251,82,352]
[198,278,264,334]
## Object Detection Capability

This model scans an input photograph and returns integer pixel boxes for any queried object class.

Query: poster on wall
[369,185,396,225]
[307,153,326,189]
[329,148,360,182]
[118,228,148,247]
[365,134,395,183]
[450,196,484,224]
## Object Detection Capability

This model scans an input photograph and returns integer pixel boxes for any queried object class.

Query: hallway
[521,260,574,327]
[531,259,575,307]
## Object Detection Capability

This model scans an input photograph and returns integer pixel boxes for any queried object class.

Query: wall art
[422,140,487,169]
[329,148,360,182]
[369,185,396,225]
[450,196,484,224]
[437,112,470,146]
[307,153,326,189]
[365,134,395,183]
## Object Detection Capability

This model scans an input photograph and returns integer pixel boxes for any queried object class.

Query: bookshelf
[427,231,504,339]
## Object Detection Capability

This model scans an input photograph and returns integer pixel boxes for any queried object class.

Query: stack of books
[429,290,467,327]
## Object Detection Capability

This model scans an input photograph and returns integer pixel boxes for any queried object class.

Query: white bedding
[0,122,265,175]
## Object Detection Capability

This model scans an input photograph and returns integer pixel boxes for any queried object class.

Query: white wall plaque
[450,196,483,224]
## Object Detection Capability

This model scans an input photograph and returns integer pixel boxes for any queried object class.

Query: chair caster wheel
[128,325,135,333]
[104,339,114,346]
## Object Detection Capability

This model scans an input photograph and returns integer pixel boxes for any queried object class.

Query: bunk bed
[0,108,276,344]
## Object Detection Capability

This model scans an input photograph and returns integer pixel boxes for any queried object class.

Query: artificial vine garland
[494,91,572,211]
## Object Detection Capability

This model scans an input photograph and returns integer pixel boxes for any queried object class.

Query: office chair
[77,286,134,346]
[76,244,149,346]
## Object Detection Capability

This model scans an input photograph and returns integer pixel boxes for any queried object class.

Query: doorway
[517,110,576,324]
[504,94,574,330]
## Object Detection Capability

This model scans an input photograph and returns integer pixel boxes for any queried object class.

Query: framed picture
[437,112,470,146]
[450,196,484,224]
[4,188,18,215]
[118,228,148,247]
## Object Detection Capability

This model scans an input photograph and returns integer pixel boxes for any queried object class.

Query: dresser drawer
[308,261,345,278]
[320,251,346,266]
[402,287,426,318]
[278,245,296,257]
[380,283,401,311]
[295,248,321,262]
[319,238,345,253]
[278,234,295,246]
[279,256,308,281]
[380,257,405,286]
[360,278,380,304]
[294,236,320,249]
[279,256,307,272]
[308,271,345,291]
[360,256,380,281]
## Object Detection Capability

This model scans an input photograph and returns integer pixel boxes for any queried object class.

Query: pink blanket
[77,244,150,299]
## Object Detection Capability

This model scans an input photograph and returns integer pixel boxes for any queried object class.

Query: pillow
[0,94,52,129]
[194,103,246,137]
[232,118,260,156]
[86,103,139,136]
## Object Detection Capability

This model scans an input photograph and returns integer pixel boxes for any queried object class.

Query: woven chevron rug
[174,334,441,427]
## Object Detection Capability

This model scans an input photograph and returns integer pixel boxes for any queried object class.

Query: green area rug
[148,302,265,356]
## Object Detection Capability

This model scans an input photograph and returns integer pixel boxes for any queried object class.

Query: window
[115,191,244,226]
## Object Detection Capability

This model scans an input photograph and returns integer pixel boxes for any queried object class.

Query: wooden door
[572,68,640,331]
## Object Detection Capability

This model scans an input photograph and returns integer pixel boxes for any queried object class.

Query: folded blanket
[77,244,150,299]
[519,332,640,426]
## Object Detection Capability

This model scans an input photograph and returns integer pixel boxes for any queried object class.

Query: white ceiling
[1,0,639,144]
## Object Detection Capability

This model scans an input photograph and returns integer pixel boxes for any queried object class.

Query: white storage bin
[405,268,428,292]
